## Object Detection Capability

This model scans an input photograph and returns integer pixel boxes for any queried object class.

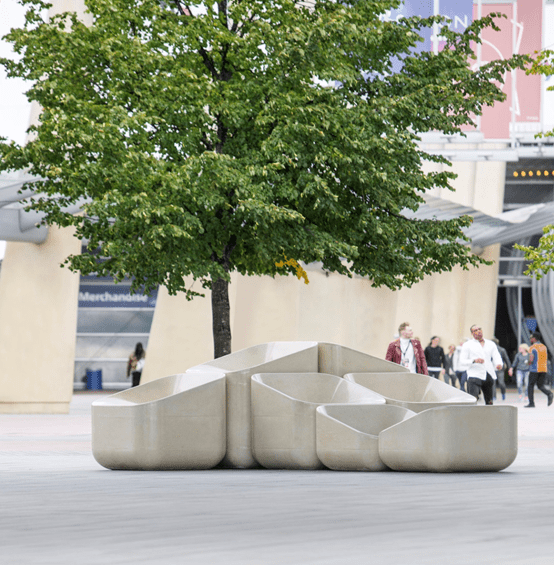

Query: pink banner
[515,0,543,124]
[476,0,543,139]
[475,3,514,139]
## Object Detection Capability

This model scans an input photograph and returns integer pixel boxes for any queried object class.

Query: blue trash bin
[86,370,103,390]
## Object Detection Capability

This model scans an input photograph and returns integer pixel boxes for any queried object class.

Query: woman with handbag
[127,342,146,387]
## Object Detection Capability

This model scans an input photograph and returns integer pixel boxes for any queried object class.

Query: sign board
[79,284,158,308]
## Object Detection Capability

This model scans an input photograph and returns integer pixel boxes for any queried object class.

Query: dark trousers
[468,374,495,405]
[132,371,142,387]
[446,371,460,387]
[428,371,440,379]
[456,370,467,392]
[527,372,550,406]
[494,370,507,399]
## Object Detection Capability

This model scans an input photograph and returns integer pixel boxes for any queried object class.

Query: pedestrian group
[385,322,552,406]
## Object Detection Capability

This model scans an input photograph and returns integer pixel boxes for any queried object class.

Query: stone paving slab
[1,389,553,564]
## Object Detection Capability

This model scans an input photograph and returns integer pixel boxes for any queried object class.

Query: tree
[0,0,528,357]
[512,49,554,277]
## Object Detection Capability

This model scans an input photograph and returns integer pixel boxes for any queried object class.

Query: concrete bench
[345,372,476,413]
[186,342,319,468]
[316,404,415,471]
[92,372,226,470]
[378,405,518,472]
[251,372,385,470]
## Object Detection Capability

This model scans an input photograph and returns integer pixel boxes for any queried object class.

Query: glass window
[76,309,154,333]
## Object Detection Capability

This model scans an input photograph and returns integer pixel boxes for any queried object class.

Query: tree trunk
[211,275,232,358]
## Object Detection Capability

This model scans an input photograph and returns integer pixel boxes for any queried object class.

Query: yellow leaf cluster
[275,256,310,285]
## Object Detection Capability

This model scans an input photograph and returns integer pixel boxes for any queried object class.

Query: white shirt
[399,338,416,373]
[459,338,502,381]
[452,346,463,372]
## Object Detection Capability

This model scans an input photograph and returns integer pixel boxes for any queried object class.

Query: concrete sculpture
[251,373,385,470]
[92,372,226,470]
[91,342,518,472]
[344,372,477,412]
[185,342,319,468]
[316,404,415,471]
[378,405,518,472]
[316,342,409,377]
[183,341,401,468]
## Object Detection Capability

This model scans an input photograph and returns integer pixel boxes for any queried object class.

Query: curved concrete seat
[316,404,415,471]
[317,342,409,377]
[345,372,476,413]
[251,372,385,470]
[378,405,518,472]
[92,372,226,470]
[187,342,318,468]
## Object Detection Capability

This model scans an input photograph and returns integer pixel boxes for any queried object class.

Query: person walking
[460,325,503,405]
[424,336,445,380]
[453,340,468,391]
[444,344,457,387]
[385,322,428,375]
[525,332,553,408]
[127,342,146,388]
[508,343,530,402]
[492,337,510,401]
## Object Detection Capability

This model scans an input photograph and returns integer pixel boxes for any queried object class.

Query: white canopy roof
[402,194,554,252]
[0,172,48,243]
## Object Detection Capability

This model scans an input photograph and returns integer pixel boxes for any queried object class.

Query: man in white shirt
[460,324,503,405]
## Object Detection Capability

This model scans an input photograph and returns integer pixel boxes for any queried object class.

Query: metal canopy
[0,172,48,243]
[404,194,554,252]
[0,172,86,244]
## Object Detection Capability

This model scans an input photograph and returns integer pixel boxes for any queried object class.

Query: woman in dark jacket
[424,336,445,379]
[443,344,458,387]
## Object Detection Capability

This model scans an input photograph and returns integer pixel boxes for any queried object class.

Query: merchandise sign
[79,285,158,308]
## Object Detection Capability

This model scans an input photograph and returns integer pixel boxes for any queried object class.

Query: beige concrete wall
[390,243,500,352]
[232,267,398,353]
[0,226,80,413]
[50,0,93,22]
[0,0,87,413]
[142,251,500,378]
[140,274,239,383]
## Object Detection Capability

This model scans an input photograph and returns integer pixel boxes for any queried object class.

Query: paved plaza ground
[1,387,553,565]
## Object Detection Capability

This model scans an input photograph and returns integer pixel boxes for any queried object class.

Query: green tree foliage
[529,49,554,139]
[512,50,554,278]
[1,0,528,356]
